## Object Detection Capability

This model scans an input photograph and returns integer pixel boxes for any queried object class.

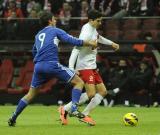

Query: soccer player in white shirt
[59,9,119,126]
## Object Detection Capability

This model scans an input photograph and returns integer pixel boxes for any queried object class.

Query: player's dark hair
[39,11,53,27]
[88,9,102,20]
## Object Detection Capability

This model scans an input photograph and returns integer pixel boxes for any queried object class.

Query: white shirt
[69,22,113,70]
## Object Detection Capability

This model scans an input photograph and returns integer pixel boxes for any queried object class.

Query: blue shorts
[31,61,75,88]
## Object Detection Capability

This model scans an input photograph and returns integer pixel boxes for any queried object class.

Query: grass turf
[0,105,160,135]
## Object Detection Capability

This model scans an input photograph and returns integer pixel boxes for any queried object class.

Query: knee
[79,79,85,86]
[77,78,85,87]
[87,91,96,99]
[103,90,108,96]
[25,89,37,102]
[74,79,85,90]
[71,75,84,88]
[25,92,35,101]
[99,90,107,97]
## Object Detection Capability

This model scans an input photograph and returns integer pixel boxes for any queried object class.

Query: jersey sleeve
[56,28,83,46]
[69,47,80,70]
[98,35,113,45]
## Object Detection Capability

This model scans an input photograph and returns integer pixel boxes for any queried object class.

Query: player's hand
[90,40,98,49]
[71,68,79,75]
[75,70,80,75]
[84,40,97,48]
[112,43,119,51]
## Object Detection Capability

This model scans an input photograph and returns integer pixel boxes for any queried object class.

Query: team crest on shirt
[89,75,94,82]
[54,37,59,46]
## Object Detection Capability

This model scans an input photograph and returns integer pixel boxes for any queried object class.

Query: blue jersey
[31,26,83,88]
[32,26,83,63]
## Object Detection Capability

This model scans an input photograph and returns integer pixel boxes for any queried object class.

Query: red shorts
[79,69,103,84]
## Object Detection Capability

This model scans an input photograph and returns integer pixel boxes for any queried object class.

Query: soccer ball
[123,113,138,126]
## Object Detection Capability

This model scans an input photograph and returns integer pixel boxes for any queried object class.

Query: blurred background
[0,0,160,107]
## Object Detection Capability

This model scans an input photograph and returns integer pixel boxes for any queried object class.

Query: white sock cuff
[64,102,72,112]
[82,92,89,101]
[113,88,120,93]
[124,100,129,106]
[82,93,103,115]
[95,93,103,101]
[78,92,89,105]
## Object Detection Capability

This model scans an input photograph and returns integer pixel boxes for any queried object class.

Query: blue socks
[11,89,82,120]
[11,98,28,121]
[71,89,82,112]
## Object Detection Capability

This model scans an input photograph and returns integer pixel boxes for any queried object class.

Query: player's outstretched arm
[111,42,119,51]
[56,28,97,48]
[98,35,119,51]
[83,40,97,48]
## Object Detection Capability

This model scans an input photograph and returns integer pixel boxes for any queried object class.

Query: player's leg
[70,74,85,114]
[76,70,97,125]
[56,64,85,124]
[64,92,89,112]
[59,80,85,125]
[63,84,95,113]
[82,82,107,115]
[8,63,48,126]
[60,76,94,125]
[8,87,39,126]
[79,83,107,126]
[62,85,94,124]
[79,69,96,105]
[78,70,107,125]
[78,83,97,126]
[81,84,100,116]
[64,69,96,112]
[81,70,102,115]
[54,63,84,109]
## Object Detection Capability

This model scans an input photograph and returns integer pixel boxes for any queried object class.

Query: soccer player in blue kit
[8,11,97,126]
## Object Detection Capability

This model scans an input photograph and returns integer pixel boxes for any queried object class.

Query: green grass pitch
[0,105,160,135]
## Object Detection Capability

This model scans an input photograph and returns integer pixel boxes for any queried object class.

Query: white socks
[79,92,89,105]
[113,88,120,94]
[82,93,103,116]
[64,93,104,116]
[64,102,72,112]
[108,99,114,107]
[124,100,129,106]
[103,98,108,107]
[64,92,89,112]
